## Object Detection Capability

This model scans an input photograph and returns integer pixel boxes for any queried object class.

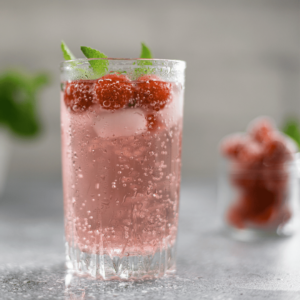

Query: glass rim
[60,58,186,69]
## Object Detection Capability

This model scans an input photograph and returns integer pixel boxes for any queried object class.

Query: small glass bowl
[218,156,299,240]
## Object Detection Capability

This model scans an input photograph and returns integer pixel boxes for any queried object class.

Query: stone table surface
[0,177,300,300]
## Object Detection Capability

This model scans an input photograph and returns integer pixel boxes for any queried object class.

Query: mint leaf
[140,43,153,59]
[282,118,300,150]
[81,46,108,76]
[135,43,153,78]
[61,41,76,60]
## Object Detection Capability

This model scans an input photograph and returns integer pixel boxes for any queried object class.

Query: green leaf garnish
[81,46,108,77]
[140,43,153,59]
[0,69,49,138]
[61,41,91,78]
[61,41,76,60]
[282,118,300,150]
[135,43,153,78]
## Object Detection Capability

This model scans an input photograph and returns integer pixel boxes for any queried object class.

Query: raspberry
[221,135,263,164]
[231,170,256,189]
[94,74,134,110]
[64,80,95,112]
[220,134,245,159]
[248,117,274,144]
[135,75,172,111]
[262,133,293,164]
[262,164,288,192]
[236,139,263,164]
[250,205,275,225]
[223,117,295,230]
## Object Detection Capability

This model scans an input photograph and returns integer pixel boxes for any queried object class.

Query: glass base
[65,242,176,280]
[225,224,294,242]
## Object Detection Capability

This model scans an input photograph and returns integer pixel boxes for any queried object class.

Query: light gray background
[0,0,299,178]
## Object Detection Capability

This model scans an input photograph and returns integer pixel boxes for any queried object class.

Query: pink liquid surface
[61,81,183,256]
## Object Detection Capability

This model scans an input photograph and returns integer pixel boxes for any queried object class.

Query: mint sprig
[60,42,154,79]
[135,43,153,77]
[140,43,153,59]
[81,46,108,77]
[61,41,76,61]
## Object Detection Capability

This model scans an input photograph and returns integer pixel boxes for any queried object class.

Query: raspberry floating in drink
[135,75,172,111]
[64,80,95,112]
[94,73,134,110]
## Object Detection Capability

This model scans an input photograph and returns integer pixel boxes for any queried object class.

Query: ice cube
[94,108,147,138]
[157,83,183,128]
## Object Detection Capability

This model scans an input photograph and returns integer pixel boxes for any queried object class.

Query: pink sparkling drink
[60,59,186,280]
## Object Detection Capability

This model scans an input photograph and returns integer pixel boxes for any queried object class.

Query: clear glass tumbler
[60,59,186,280]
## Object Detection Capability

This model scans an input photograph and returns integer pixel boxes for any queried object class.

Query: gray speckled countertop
[0,177,300,300]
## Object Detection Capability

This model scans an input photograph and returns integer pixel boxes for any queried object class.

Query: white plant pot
[0,129,10,197]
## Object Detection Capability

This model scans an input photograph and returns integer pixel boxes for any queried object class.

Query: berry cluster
[64,75,172,112]
[221,118,294,229]
[63,74,172,131]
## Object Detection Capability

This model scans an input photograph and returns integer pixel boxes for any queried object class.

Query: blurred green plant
[0,69,49,138]
[282,118,300,150]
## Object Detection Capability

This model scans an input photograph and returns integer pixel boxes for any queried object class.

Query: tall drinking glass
[60,59,186,280]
